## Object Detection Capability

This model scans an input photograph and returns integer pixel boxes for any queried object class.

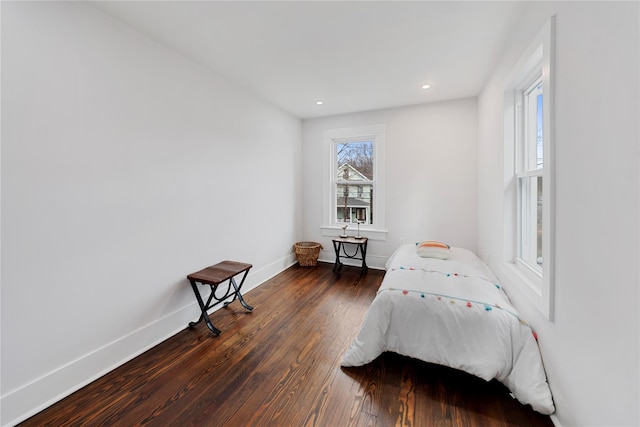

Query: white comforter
[341,244,555,415]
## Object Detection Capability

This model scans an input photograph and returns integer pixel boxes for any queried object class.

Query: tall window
[335,141,374,224]
[517,77,544,272]
[322,125,386,239]
[504,18,555,320]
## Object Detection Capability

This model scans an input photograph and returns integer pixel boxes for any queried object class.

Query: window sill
[320,226,387,241]
[502,261,551,319]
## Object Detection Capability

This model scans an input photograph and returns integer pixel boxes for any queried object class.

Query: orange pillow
[416,241,451,259]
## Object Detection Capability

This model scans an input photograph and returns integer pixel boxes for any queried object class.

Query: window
[335,141,373,224]
[504,18,555,319]
[322,125,386,240]
[517,77,543,273]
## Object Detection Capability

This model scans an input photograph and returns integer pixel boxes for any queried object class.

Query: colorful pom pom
[466,302,472,307]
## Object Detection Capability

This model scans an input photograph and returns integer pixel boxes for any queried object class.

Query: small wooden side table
[187,260,253,335]
[332,236,369,274]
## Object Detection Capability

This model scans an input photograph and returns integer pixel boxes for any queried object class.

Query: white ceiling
[92,1,525,119]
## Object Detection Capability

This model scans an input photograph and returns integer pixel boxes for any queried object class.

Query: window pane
[335,140,374,225]
[336,183,373,224]
[524,80,543,171]
[536,92,543,169]
[336,141,373,180]
[519,175,543,269]
[537,177,543,267]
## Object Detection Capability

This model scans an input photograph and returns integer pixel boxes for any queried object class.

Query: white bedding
[341,244,555,415]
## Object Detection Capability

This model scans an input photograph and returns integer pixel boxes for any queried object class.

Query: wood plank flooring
[20,262,554,427]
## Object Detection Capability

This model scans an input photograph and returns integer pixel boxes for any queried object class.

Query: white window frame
[503,17,555,320]
[516,76,543,282]
[321,125,387,241]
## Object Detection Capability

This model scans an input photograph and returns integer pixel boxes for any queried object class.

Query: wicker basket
[294,242,323,267]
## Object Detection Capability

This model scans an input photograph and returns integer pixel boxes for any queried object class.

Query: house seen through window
[335,141,374,224]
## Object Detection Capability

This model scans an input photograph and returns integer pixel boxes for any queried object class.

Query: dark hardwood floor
[20,262,554,427]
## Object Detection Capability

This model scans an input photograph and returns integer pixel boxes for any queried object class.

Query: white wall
[302,99,478,268]
[478,2,639,426]
[0,2,301,425]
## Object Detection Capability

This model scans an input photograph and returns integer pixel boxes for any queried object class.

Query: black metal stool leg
[333,240,342,272]
[188,280,222,335]
[227,273,253,311]
[360,242,368,273]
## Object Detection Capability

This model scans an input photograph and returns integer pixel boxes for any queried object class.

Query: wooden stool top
[187,261,252,286]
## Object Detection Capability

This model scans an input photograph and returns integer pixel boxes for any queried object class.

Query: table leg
[360,242,368,273]
[188,279,222,335]
[332,240,342,272]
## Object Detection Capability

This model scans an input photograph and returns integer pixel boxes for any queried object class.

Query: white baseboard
[0,253,297,427]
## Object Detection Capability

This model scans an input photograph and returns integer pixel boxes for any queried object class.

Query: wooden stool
[187,261,253,335]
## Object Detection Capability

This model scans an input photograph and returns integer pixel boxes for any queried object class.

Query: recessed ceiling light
[316,101,324,105]
[421,84,431,90]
